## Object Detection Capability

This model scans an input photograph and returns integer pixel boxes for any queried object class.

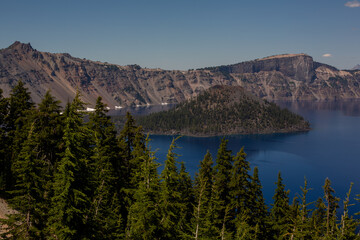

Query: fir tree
[126,137,161,239]
[289,177,313,239]
[4,80,34,190]
[36,91,63,174]
[192,151,213,240]
[229,146,251,235]
[311,197,327,238]
[323,178,339,238]
[248,166,268,239]
[117,112,146,226]
[1,122,45,239]
[159,137,183,239]
[0,88,9,191]
[177,162,194,239]
[87,96,123,239]
[338,183,358,240]
[47,92,92,239]
[209,138,233,240]
[271,172,290,239]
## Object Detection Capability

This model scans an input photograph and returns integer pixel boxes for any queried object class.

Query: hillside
[1,41,360,107]
[135,85,310,136]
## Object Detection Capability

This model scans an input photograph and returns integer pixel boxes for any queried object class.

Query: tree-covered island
[134,85,310,136]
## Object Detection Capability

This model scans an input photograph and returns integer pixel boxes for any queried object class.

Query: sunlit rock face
[1,42,360,107]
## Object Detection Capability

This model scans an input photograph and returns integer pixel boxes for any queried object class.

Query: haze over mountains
[1,41,360,107]
[352,64,360,70]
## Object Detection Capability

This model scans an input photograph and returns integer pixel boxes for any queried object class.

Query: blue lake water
[140,100,360,214]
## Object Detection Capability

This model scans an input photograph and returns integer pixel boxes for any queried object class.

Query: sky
[0,0,359,70]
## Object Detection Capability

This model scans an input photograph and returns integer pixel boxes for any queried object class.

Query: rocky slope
[134,85,310,136]
[1,42,360,107]
[352,64,360,70]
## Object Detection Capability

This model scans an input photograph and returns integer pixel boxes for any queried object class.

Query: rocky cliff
[1,42,360,107]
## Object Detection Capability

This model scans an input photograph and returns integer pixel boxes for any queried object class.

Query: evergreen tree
[177,162,194,239]
[0,88,9,191]
[159,137,183,239]
[126,137,161,240]
[47,92,92,239]
[288,177,313,239]
[229,146,251,236]
[248,166,268,239]
[192,151,213,240]
[2,92,63,239]
[87,96,123,239]
[1,122,45,239]
[208,138,233,240]
[270,172,290,239]
[36,91,63,175]
[311,197,327,238]
[338,183,358,240]
[323,178,339,238]
[3,80,34,190]
[117,112,146,227]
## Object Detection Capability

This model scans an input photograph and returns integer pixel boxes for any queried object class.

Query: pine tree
[1,122,45,239]
[311,197,327,238]
[192,151,213,240]
[270,172,290,239]
[177,162,194,239]
[87,96,123,239]
[0,88,9,190]
[247,166,268,239]
[209,138,233,240]
[338,183,358,240]
[229,146,251,236]
[3,80,34,190]
[126,137,161,240]
[323,178,339,238]
[289,177,313,239]
[159,136,184,239]
[36,91,63,174]
[47,92,92,239]
[117,112,146,227]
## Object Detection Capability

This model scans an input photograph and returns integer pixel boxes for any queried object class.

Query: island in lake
[134,85,310,136]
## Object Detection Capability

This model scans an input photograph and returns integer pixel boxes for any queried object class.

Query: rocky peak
[8,41,35,53]
[352,64,360,70]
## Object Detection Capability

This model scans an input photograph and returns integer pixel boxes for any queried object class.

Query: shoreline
[144,127,311,138]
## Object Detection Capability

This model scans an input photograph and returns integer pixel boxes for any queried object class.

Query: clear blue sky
[0,0,359,70]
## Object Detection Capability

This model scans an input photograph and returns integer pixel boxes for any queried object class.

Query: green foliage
[0,89,9,190]
[126,137,161,239]
[208,138,234,239]
[271,172,291,238]
[158,137,187,239]
[1,87,359,239]
[192,151,213,240]
[87,96,123,239]
[47,92,92,239]
[135,86,310,136]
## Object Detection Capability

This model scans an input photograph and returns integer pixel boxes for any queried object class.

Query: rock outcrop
[1,42,360,107]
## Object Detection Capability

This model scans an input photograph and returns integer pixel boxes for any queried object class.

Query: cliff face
[1,42,360,107]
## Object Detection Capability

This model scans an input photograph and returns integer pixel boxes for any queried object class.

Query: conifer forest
[1,81,360,240]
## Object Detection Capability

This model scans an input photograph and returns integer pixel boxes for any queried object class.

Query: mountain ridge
[1,41,360,107]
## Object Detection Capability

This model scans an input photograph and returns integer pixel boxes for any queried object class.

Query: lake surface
[139,100,360,215]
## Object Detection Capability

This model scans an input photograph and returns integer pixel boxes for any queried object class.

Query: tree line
[0,81,359,239]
